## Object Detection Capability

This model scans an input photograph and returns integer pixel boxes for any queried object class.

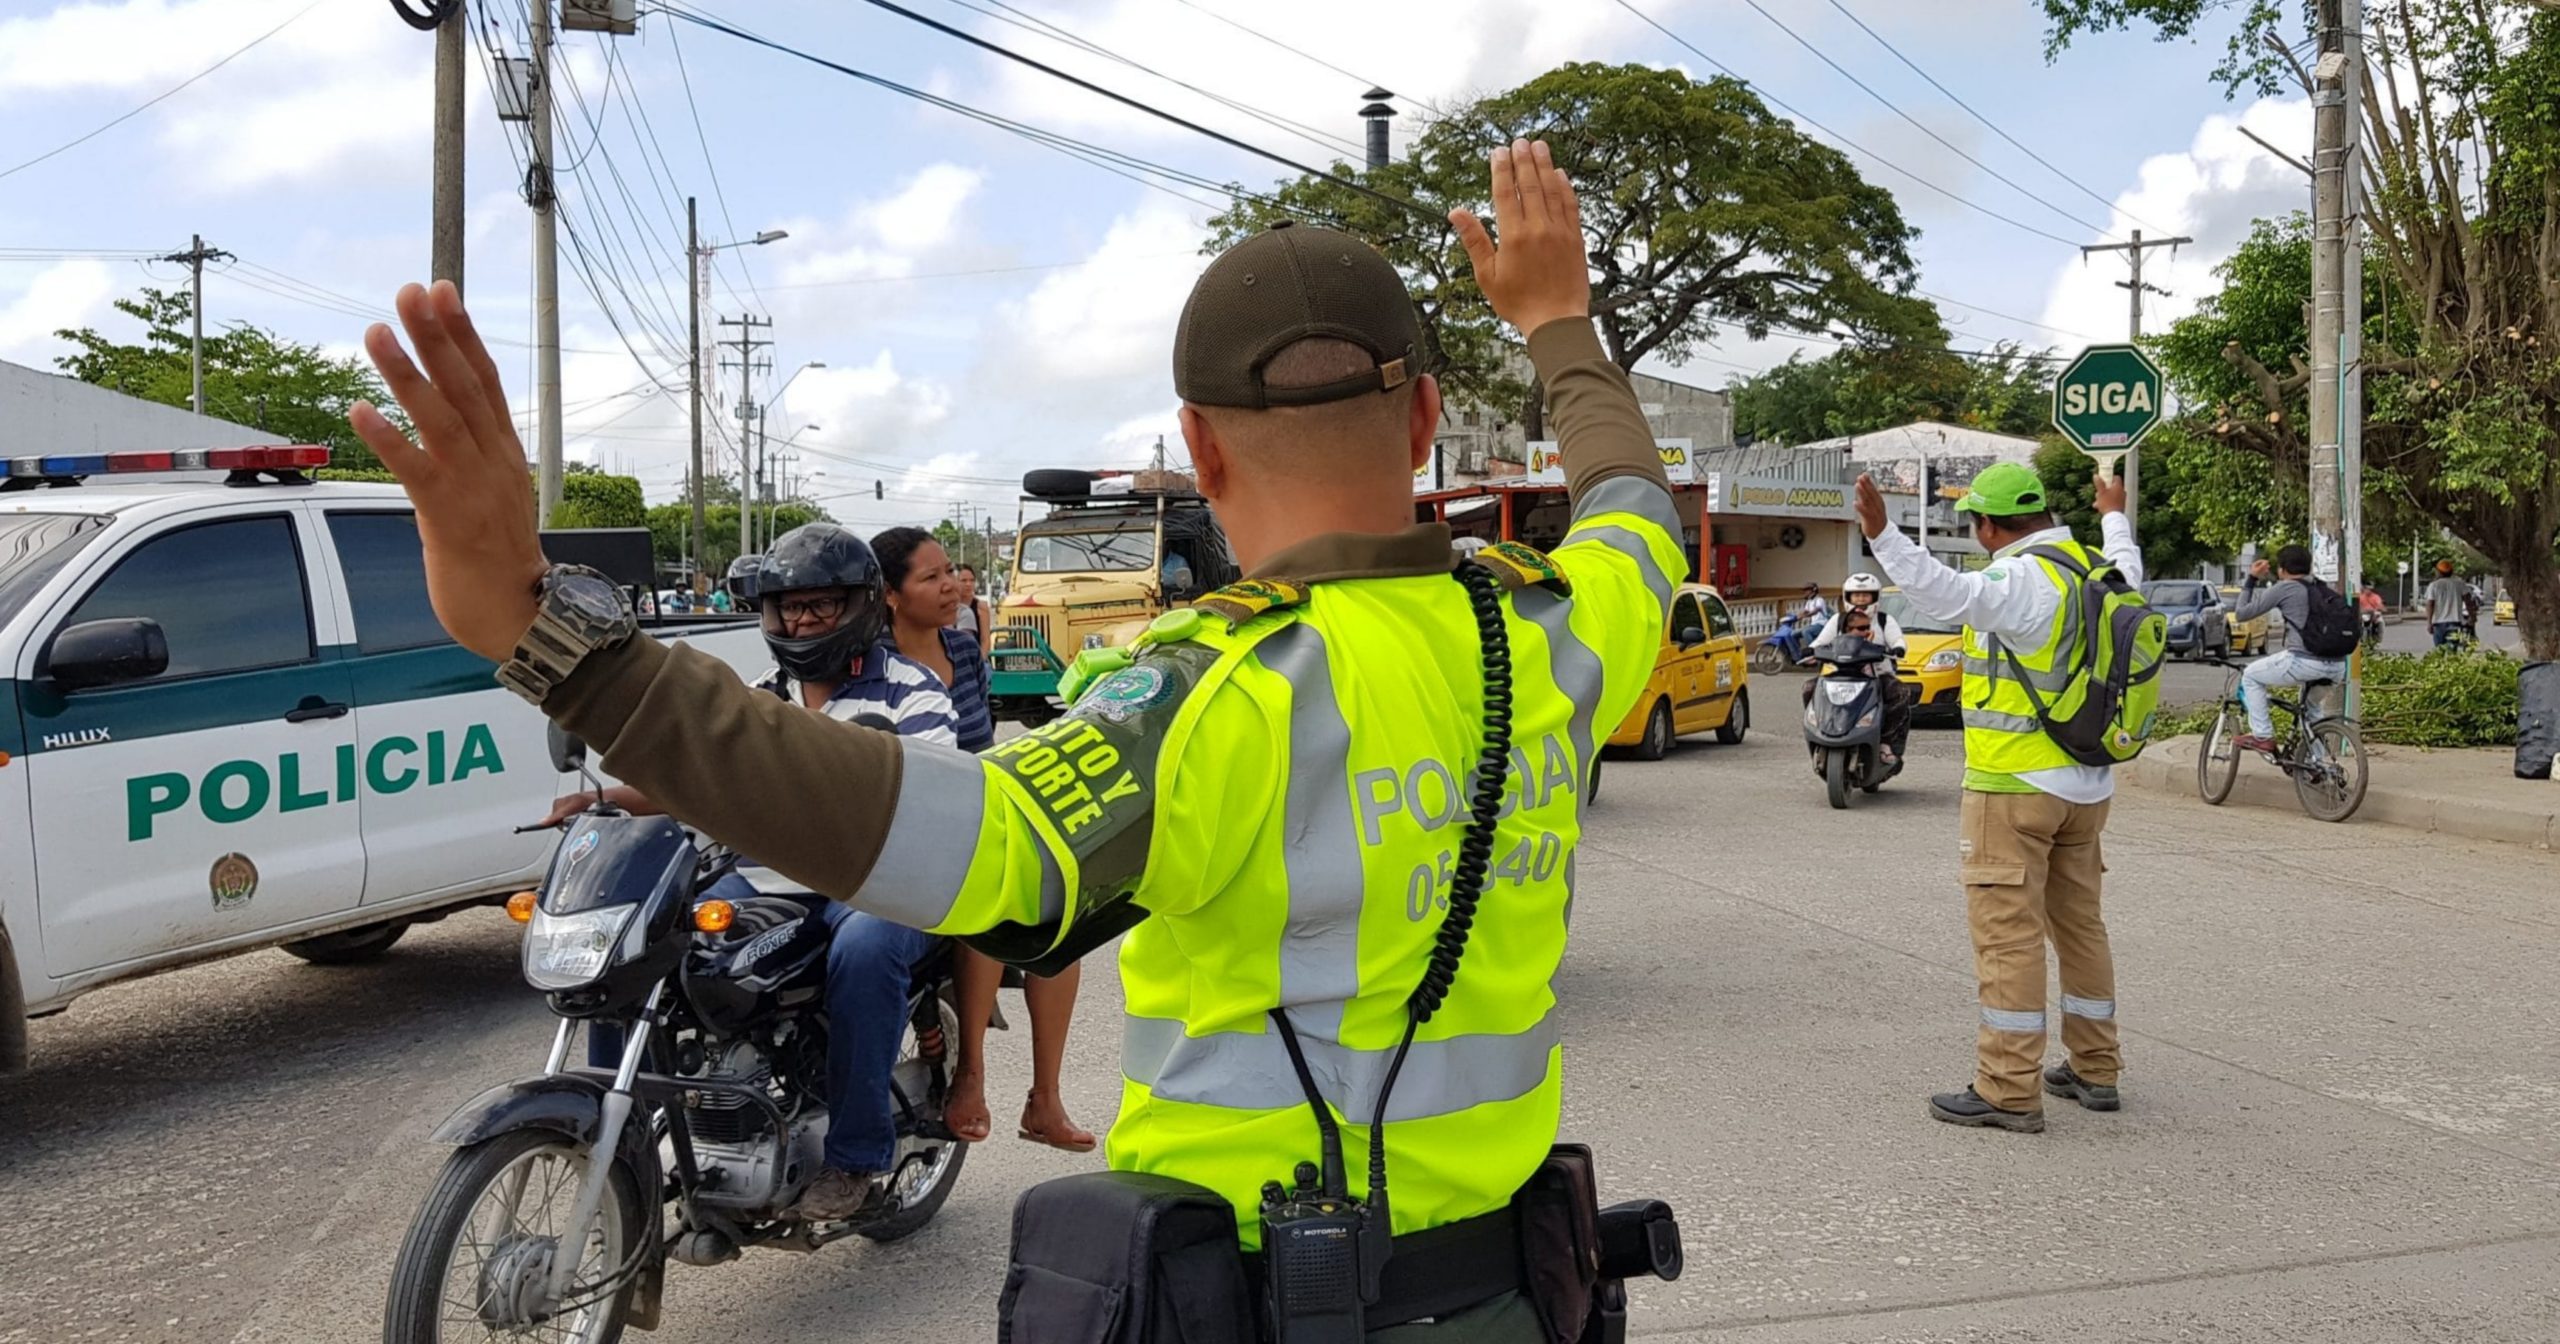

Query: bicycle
[2196,656,2369,822]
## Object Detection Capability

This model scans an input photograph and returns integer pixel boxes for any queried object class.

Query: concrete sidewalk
[2126,735,2560,849]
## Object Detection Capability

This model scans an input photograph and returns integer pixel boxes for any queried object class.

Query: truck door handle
[284,699,350,723]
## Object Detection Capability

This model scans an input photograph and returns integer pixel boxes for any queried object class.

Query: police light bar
[1,445,332,479]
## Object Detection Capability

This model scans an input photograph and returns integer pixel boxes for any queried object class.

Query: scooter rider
[551,524,955,1225]
[355,142,1681,1340]
[1808,574,1911,765]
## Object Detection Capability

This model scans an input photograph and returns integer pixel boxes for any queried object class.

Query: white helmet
[1843,572,1884,596]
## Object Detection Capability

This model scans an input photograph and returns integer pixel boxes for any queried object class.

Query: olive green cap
[1953,461,2052,517]
[1172,222,1422,410]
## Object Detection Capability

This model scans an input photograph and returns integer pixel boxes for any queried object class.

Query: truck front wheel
[282,922,409,965]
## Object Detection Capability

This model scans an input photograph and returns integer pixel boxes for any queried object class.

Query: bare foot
[944,1068,992,1143]
[1018,1088,1098,1153]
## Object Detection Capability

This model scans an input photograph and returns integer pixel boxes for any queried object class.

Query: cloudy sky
[0,0,2315,530]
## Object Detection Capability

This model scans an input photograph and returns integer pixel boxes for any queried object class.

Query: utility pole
[718,314,773,563]
[529,0,564,526]
[687,197,706,592]
[430,2,466,295]
[2303,0,2366,592]
[160,235,234,416]
[2078,228,2192,529]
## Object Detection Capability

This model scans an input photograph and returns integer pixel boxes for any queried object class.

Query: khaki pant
[1959,790,2120,1112]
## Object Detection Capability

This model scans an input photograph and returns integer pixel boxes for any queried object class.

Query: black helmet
[754,524,886,682]
[723,554,763,607]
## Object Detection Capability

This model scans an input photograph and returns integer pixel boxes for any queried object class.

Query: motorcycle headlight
[524,906,637,990]
[1926,648,1962,670]
[1823,681,1865,705]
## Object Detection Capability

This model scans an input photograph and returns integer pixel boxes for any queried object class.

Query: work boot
[2233,734,2278,754]
[2044,1064,2121,1112]
[791,1167,889,1222]
[1927,1086,2045,1133]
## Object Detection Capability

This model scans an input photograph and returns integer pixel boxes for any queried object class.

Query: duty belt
[1244,1205,1523,1331]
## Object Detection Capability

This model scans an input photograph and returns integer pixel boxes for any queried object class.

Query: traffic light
[874,479,884,500]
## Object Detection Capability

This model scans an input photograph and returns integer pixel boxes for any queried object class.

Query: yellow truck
[987,468,1238,724]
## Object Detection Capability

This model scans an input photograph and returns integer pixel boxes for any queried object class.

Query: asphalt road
[7,717,2557,1343]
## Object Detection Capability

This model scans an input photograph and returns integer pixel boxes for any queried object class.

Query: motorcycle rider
[1807,573,1912,766]
[552,524,954,1223]
[1799,581,1832,627]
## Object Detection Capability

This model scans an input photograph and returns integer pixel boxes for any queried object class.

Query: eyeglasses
[771,594,850,624]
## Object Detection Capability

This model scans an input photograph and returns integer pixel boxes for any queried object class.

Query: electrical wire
[1158,0,1450,119]
[664,15,768,315]
[0,0,329,183]
[1821,0,2168,235]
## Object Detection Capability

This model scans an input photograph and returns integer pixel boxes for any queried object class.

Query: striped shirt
[937,625,996,752]
[750,643,958,746]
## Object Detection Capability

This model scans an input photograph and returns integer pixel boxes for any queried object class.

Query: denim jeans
[585,872,943,1174]
[2240,649,2346,738]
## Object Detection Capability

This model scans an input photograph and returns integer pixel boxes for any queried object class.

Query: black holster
[997,1147,1681,1344]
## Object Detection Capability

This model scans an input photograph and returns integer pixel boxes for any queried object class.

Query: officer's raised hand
[1449,139,1589,334]
[347,280,548,663]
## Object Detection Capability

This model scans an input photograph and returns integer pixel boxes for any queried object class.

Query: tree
[53,288,396,472]
[1205,62,1946,432]
[647,500,832,585]
[2045,3,2560,655]
[931,519,996,574]
[554,472,646,529]
[1731,342,2058,444]
[2032,434,2222,578]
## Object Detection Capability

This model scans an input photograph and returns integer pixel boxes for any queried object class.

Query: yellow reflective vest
[1958,537,2100,787]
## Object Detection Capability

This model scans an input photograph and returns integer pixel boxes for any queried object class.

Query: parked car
[2145,581,2232,660]
[2495,596,2516,626]
[1606,583,1751,760]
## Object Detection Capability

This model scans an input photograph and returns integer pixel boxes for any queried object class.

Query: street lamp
[746,361,824,554]
[686,199,787,589]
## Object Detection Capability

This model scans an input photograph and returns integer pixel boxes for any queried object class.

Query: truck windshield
[0,512,107,627]
[1017,523,1155,574]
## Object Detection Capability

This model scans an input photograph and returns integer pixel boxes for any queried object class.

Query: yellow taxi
[1607,583,1751,759]
[2221,585,2275,654]
[1876,592,1966,715]
[2495,596,2515,625]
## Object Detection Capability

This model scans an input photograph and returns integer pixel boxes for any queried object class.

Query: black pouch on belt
[997,1171,1257,1344]
[1512,1144,1603,1342]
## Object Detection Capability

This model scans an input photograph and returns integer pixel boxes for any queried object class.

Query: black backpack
[2299,578,2362,659]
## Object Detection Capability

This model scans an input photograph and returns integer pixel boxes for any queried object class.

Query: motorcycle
[1803,636,1905,809]
[384,723,978,1344]
[1751,610,1822,675]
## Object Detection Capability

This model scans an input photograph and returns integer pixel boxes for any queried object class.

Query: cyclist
[2230,545,2351,753]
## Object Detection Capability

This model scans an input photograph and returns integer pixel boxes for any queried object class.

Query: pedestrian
[1851,460,2142,1133]
[350,142,1682,1336]
[948,561,993,646]
[2423,559,2468,647]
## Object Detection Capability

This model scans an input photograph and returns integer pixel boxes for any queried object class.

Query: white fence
[1728,597,1789,639]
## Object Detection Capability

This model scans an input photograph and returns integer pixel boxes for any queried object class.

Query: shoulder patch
[1191,578,1309,631]
[1469,540,1572,596]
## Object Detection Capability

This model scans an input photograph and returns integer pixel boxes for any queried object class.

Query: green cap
[1172,222,1422,410]
[1953,461,2051,517]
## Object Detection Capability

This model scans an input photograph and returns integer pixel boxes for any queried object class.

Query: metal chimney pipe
[1359,88,1396,170]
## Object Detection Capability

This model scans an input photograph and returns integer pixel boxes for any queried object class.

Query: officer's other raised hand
[1852,473,1891,540]
[1450,139,1590,335]
[348,281,549,664]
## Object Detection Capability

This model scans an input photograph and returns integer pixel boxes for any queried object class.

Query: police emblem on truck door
[209,853,259,910]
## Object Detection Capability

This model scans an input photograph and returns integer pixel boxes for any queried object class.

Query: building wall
[1432,353,1731,486]
[1,359,271,457]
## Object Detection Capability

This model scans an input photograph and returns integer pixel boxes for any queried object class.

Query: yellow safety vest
[1958,538,2099,790]
[858,485,1683,1247]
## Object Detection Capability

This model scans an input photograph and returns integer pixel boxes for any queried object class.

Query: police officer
[1853,461,2141,1133]
[351,141,1679,1338]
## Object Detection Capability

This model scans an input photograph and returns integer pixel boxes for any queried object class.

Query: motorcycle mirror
[546,722,590,774]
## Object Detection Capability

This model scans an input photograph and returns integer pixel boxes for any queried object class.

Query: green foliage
[53,288,398,472]
[553,472,646,529]
[2355,648,2523,748]
[2038,0,2305,95]
[646,500,833,583]
[315,467,400,484]
[2031,435,2220,577]
[931,519,997,574]
[1205,62,1942,419]
[1732,343,2056,445]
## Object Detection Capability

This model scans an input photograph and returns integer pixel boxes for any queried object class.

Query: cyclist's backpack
[1989,545,2168,767]
[2298,577,2363,659]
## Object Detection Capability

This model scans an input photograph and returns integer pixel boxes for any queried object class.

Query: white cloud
[998,201,1207,387]
[2038,96,2313,342]
[0,259,117,366]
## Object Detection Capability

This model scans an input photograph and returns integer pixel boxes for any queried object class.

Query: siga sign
[2052,344,2166,453]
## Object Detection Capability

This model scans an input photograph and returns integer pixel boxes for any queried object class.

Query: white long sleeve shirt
[1867,515,2144,803]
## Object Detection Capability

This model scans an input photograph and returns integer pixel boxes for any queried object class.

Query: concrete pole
[2340,0,2365,600]
[430,7,466,296]
[530,0,564,525]
[189,233,205,417]
[688,198,707,593]
[2308,0,2349,586]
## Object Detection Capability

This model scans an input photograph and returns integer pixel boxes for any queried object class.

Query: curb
[2124,736,2558,850]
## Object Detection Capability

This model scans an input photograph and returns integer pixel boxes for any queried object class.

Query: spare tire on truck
[1022,469,1097,500]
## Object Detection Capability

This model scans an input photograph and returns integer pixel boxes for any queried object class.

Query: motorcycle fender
[431,1072,626,1148]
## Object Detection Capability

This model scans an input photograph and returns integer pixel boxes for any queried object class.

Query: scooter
[1752,611,1821,675]
[1803,635,1905,809]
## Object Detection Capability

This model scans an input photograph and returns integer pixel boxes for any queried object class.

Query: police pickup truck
[0,447,763,1072]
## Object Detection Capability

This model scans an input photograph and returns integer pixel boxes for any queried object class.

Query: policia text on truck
[353,143,1681,1341]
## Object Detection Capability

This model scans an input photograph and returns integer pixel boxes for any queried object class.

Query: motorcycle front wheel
[383,1127,645,1344]
[1750,642,1786,676]
[1824,748,1855,809]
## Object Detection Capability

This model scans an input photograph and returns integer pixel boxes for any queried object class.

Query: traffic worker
[1851,461,2143,1132]
[351,141,1682,1338]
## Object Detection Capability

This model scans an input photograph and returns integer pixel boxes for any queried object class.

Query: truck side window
[326,512,450,653]
[62,515,312,680]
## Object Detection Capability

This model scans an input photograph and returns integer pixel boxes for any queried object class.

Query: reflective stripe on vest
[1959,541,2096,776]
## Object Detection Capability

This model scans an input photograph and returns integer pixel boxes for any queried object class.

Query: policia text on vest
[358,143,1685,1342]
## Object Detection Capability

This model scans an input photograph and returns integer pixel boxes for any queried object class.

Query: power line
[663,15,768,315]
[1607,0,2086,249]
[1913,288,2100,342]
[758,252,1198,291]
[0,0,328,182]
[1820,0,2168,235]
[1158,0,1449,119]
[1729,0,2117,241]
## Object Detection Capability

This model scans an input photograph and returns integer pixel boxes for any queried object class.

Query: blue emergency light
[0,445,332,480]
